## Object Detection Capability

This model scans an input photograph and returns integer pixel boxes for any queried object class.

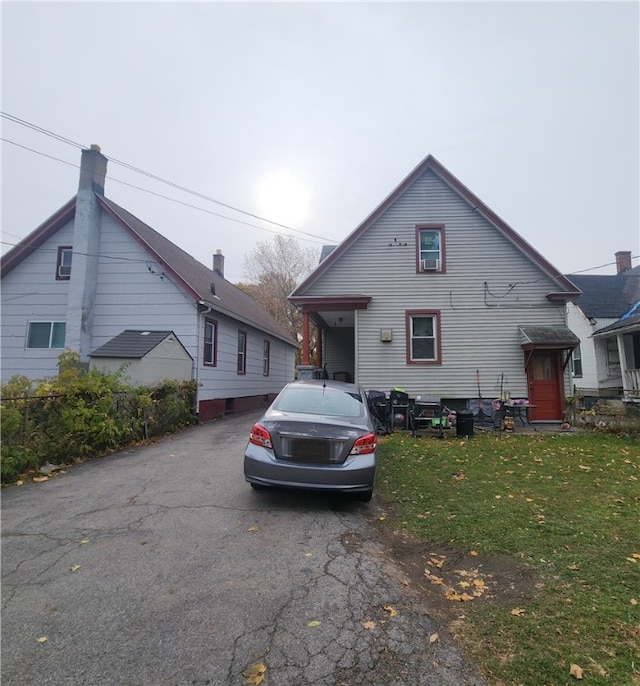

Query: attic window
[416,226,445,273]
[56,247,72,280]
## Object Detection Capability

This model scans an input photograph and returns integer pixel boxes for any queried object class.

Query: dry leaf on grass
[510,608,526,616]
[569,663,584,679]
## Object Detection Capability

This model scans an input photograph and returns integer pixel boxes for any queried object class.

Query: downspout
[196,301,214,418]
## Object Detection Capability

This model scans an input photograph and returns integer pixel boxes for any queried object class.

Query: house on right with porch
[567,251,640,403]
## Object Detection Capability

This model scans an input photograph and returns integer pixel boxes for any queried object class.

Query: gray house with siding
[1,146,298,420]
[290,154,581,422]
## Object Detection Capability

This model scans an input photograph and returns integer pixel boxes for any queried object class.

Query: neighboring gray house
[1,146,298,420]
[290,154,581,422]
[566,252,640,401]
[88,330,192,386]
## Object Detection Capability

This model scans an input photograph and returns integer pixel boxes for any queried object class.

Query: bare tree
[239,235,319,341]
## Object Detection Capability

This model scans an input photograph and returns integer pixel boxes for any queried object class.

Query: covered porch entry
[519,326,580,421]
[289,295,371,381]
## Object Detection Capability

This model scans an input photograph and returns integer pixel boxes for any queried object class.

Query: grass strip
[376,431,639,685]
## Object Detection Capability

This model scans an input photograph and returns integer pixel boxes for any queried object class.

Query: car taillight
[249,423,273,449]
[350,431,377,455]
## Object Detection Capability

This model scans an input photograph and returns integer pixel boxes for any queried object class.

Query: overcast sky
[2,1,638,284]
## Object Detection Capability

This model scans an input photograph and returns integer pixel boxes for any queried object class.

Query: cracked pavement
[1,411,484,686]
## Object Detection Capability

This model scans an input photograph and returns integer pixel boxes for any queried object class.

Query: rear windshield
[273,386,364,418]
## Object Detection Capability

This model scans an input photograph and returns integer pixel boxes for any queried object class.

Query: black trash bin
[456,411,474,438]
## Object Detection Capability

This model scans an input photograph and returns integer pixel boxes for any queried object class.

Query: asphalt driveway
[1,411,484,686]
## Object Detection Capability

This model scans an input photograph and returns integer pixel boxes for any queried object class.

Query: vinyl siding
[1,219,75,380]
[308,169,570,398]
[2,209,296,403]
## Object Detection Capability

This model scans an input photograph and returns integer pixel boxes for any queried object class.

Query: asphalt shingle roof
[567,268,640,319]
[98,197,297,346]
[518,326,580,347]
[90,330,184,358]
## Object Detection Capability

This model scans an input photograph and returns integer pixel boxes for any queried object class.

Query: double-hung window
[237,330,247,374]
[56,246,73,280]
[571,345,583,378]
[203,318,217,366]
[406,311,441,364]
[263,340,270,376]
[27,322,66,349]
[416,225,444,272]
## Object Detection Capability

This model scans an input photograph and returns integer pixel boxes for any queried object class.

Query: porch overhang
[518,325,580,351]
[288,295,372,313]
[519,325,580,373]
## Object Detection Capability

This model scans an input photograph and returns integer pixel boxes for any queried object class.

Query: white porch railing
[623,369,640,400]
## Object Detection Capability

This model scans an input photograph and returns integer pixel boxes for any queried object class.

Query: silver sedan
[243,379,377,501]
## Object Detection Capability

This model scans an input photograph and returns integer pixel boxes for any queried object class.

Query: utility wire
[1,112,336,242]
[0,137,327,244]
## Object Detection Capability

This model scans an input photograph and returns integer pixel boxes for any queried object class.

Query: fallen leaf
[16,480,24,486]
[630,598,637,606]
[363,620,376,630]
[378,515,386,521]
[626,557,637,564]
[69,565,81,572]
[79,539,90,545]
[383,605,397,617]
[36,636,48,643]
[510,608,526,616]
[459,581,471,588]
[632,553,640,559]
[243,662,267,685]
[429,632,439,643]
[569,663,584,679]
[304,552,312,558]
[469,550,479,556]
[33,476,49,483]
[429,557,445,568]
[307,620,322,627]
[248,526,258,533]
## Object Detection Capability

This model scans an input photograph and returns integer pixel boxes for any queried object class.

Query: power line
[0,137,327,245]
[1,112,337,243]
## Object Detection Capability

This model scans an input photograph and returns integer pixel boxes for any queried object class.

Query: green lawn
[376,431,640,685]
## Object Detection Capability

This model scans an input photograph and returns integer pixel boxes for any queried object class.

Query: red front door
[526,351,564,421]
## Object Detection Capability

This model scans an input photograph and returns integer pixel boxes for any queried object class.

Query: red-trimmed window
[406,310,441,364]
[416,225,445,273]
[56,247,73,280]
[237,330,247,374]
[263,339,270,376]
[203,318,218,366]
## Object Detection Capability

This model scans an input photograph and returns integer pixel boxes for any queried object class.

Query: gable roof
[89,330,192,359]
[291,155,581,299]
[1,195,297,347]
[567,269,640,319]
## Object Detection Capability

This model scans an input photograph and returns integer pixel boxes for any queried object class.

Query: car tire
[356,490,373,503]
